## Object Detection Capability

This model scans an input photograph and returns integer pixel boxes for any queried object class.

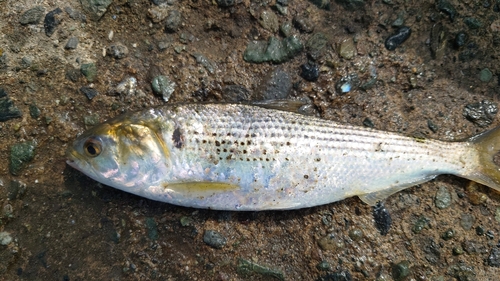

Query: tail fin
[468,126,500,192]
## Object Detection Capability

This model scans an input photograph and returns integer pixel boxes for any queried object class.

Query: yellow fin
[165,182,240,196]
[467,126,500,192]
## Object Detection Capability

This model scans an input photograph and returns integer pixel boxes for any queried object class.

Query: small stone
[0,232,12,246]
[339,38,356,59]
[80,63,97,82]
[449,263,477,281]
[479,68,493,82]
[460,213,475,230]
[348,229,363,241]
[237,258,285,280]
[20,56,33,68]
[0,88,22,122]
[179,216,193,226]
[454,32,467,48]
[83,114,100,127]
[259,10,279,33]
[487,248,500,267]
[293,16,314,33]
[462,240,488,255]
[280,22,293,37]
[306,32,328,59]
[216,0,235,7]
[441,228,455,240]
[392,261,410,281]
[436,0,457,21]
[9,141,36,175]
[80,0,113,21]
[430,23,446,59]
[300,62,319,82]
[243,36,303,64]
[464,17,482,29]
[44,8,63,37]
[65,37,79,49]
[412,216,430,234]
[151,75,176,102]
[336,0,365,10]
[222,85,251,102]
[385,26,411,51]
[106,43,129,59]
[80,86,99,100]
[373,202,392,235]
[19,6,45,25]
[427,120,438,133]
[463,100,498,127]
[452,246,463,255]
[203,230,226,249]
[475,226,484,236]
[316,260,331,271]
[115,77,137,95]
[192,53,215,74]
[7,180,27,200]
[435,186,451,209]
[165,10,181,33]
[145,217,159,241]
[317,234,344,251]
[29,104,41,119]
[256,68,292,100]
[308,0,330,9]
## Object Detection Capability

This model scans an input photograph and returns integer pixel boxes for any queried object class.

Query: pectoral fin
[358,175,437,206]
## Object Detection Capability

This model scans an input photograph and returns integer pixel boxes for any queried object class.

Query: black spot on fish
[172,127,184,149]
[373,202,392,236]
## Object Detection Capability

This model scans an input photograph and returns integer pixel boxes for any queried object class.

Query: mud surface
[1,0,500,280]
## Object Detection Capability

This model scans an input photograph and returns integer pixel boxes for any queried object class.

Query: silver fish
[66,103,500,210]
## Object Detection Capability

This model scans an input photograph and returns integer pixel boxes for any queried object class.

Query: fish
[66,103,500,210]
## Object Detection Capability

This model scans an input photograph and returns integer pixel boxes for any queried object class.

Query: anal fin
[358,175,437,206]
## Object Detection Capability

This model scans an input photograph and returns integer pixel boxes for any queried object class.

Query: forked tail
[467,126,500,192]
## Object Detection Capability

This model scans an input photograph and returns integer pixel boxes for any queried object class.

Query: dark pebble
[385,26,411,51]
[10,141,36,175]
[463,100,498,127]
[412,216,430,234]
[80,86,99,100]
[66,68,82,82]
[427,120,438,133]
[488,248,500,267]
[373,202,392,236]
[19,6,45,25]
[464,17,482,29]
[257,68,292,100]
[203,230,227,249]
[300,62,319,82]
[8,180,27,200]
[216,0,235,7]
[106,43,129,59]
[315,270,352,281]
[151,0,168,4]
[222,85,251,102]
[475,225,484,236]
[441,228,455,240]
[462,240,488,255]
[363,117,374,127]
[0,88,22,122]
[436,0,457,21]
[44,8,63,37]
[165,10,181,33]
[422,238,441,263]
[65,37,79,50]
[392,260,410,281]
[308,0,331,10]
[80,0,112,21]
[336,0,365,10]
[293,16,315,33]
[454,32,468,48]
[29,104,41,119]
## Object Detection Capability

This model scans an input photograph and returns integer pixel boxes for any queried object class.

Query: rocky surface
[0,0,500,280]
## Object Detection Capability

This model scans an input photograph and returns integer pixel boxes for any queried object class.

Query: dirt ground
[1,0,500,280]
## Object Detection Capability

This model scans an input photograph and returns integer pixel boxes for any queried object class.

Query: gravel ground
[1,0,500,280]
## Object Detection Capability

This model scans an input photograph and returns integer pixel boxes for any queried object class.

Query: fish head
[66,117,171,191]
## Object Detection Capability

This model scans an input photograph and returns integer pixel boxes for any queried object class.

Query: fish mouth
[65,148,83,170]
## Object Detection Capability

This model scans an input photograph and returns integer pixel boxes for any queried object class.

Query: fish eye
[83,138,102,157]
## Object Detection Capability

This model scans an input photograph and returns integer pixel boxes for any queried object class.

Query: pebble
[19,6,45,25]
[259,10,279,33]
[21,56,33,68]
[316,260,331,271]
[306,32,328,60]
[65,37,79,50]
[434,186,451,209]
[464,17,482,29]
[336,73,360,94]
[441,228,455,240]
[203,230,226,249]
[151,75,176,102]
[192,53,215,74]
[243,36,303,64]
[392,261,410,281]
[216,0,235,7]
[256,68,292,100]
[80,63,97,82]
[44,8,63,37]
[460,213,475,230]
[83,114,100,127]
[115,77,137,95]
[80,86,98,100]
[7,180,27,200]
[373,202,392,235]
[9,141,36,175]
[488,248,500,267]
[237,258,284,280]
[0,232,12,246]
[300,62,319,82]
[336,0,365,10]
[0,87,22,122]
[339,38,356,59]
[151,0,169,5]
[430,23,446,59]
[106,43,129,59]
[463,100,498,127]
[452,246,463,255]
[348,229,363,241]
[293,16,314,33]
[29,104,41,119]
[436,0,457,21]
[412,216,430,234]
[449,263,476,281]
[317,234,344,251]
[479,68,493,82]
[385,26,411,51]
[222,85,251,101]
[308,0,331,10]
[280,22,293,37]
[454,32,467,49]
[145,217,159,241]
[475,226,484,236]
[165,10,181,33]
[80,0,113,21]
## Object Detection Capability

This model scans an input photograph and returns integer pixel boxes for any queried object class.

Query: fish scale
[66,103,500,210]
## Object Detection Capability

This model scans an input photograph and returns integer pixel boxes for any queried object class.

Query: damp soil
[1,0,500,280]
